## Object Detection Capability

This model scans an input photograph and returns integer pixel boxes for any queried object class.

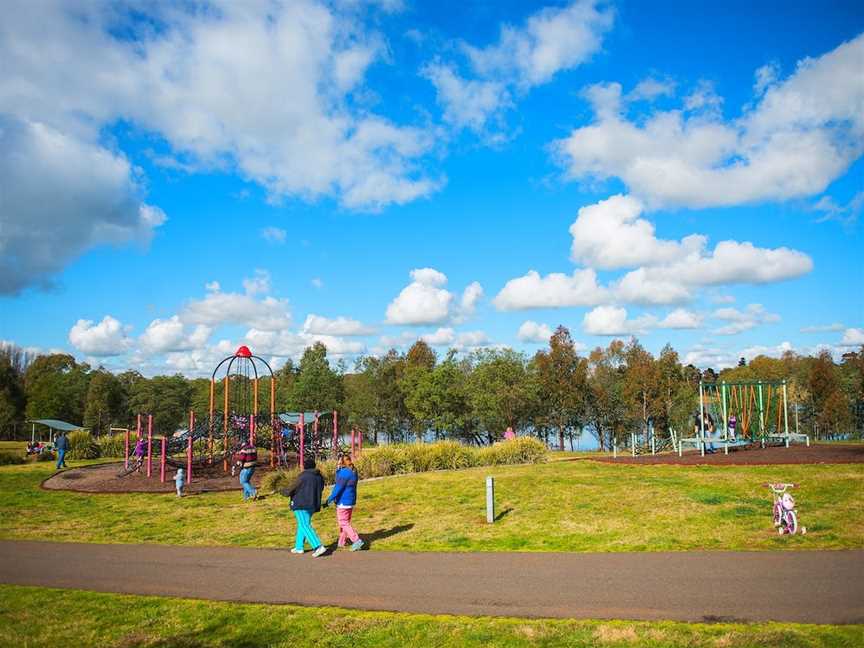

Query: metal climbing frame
[680,380,809,456]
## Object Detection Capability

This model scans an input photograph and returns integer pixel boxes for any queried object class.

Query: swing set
[679,380,810,456]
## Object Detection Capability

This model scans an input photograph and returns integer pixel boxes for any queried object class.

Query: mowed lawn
[0,459,861,552]
[0,586,860,648]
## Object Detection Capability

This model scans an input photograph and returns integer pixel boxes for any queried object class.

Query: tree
[405,352,472,441]
[468,348,534,440]
[0,353,26,437]
[534,326,587,451]
[400,341,436,442]
[128,374,192,433]
[586,341,628,451]
[24,354,90,424]
[83,370,125,435]
[292,343,342,412]
[622,339,660,438]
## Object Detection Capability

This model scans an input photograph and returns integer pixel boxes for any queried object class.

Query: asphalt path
[1,541,862,623]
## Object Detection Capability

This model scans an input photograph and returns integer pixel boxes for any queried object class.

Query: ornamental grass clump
[477,437,548,465]
[66,430,100,460]
[96,433,140,458]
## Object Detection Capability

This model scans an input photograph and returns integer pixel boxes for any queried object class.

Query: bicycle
[766,483,806,535]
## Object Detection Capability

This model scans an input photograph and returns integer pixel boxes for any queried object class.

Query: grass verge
[0,459,861,552]
[0,585,861,648]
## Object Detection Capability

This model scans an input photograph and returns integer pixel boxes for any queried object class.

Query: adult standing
[55,432,69,469]
[235,440,258,501]
[283,456,326,557]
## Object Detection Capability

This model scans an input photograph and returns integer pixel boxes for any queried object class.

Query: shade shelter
[27,419,86,444]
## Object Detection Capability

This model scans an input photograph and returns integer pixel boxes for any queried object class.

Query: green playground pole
[698,381,705,456]
[721,382,729,455]
[782,380,790,447]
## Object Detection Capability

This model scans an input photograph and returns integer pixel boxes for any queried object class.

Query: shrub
[66,431,100,460]
[96,433,140,458]
[477,437,548,466]
[36,451,55,462]
[259,458,338,494]
[0,452,25,466]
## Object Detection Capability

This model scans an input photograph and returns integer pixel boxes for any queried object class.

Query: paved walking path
[1,541,862,623]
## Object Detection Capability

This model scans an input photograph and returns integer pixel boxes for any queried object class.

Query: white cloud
[242,270,272,296]
[0,2,439,212]
[753,62,780,96]
[302,314,375,336]
[812,191,864,227]
[205,281,221,292]
[464,0,615,89]
[246,328,364,358]
[658,308,702,329]
[385,268,482,326]
[712,304,780,335]
[421,327,456,347]
[494,269,609,310]
[554,34,864,208]
[517,321,554,343]
[261,227,287,244]
[68,316,132,356]
[424,1,614,133]
[181,290,291,331]
[311,278,324,289]
[139,316,211,353]
[583,306,656,336]
[840,328,864,347]
[710,294,736,304]
[800,323,844,333]
[456,330,490,349]
[0,116,165,294]
[627,77,675,102]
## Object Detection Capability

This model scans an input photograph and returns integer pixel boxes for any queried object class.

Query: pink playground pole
[249,414,254,447]
[350,427,356,460]
[160,437,166,483]
[358,428,363,455]
[146,414,153,478]
[124,429,130,470]
[188,411,194,484]
[298,413,305,467]
[332,410,338,458]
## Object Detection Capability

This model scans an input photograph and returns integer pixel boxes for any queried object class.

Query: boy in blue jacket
[283,456,326,557]
[324,454,364,551]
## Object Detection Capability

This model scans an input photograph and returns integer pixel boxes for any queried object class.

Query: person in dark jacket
[324,454,364,551]
[55,432,69,469]
[282,456,326,556]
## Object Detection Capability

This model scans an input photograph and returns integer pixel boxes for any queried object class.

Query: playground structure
[118,345,364,485]
[679,380,810,456]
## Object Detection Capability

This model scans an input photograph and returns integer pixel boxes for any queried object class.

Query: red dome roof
[235,345,253,358]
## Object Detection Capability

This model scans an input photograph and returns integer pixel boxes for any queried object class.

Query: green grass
[0,585,860,648]
[0,441,26,451]
[0,459,861,553]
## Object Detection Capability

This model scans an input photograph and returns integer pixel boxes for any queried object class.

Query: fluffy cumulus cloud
[494,269,610,310]
[68,316,132,356]
[517,320,554,343]
[245,329,364,358]
[180,290,292,332]
[582,306,702,336]
[800,323,844,333]
[139,316,211,353]
[712,304,780,336]
[554,34,864,208]
[0,116,165,294]
[840,328,864,347]
[302,314,375,336]
[385,268,483,325]
[1,2,439,225]
[424,1,614,133]
[421,327,456,347]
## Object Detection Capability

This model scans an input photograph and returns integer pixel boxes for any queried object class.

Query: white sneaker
[290,548,304,554]
[312,545,327,558]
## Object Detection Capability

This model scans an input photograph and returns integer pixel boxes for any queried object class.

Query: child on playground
[132,436,146,470]
[323,454,364,552]
[174,467,186,497]
[282,456,327,557]
[728,413,737,442]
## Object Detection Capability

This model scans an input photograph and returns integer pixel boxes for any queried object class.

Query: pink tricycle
[766,483,806,535]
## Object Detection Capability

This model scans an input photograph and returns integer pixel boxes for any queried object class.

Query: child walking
[283,456,327,557]
[324,454,364,551]
[174,467,185,497]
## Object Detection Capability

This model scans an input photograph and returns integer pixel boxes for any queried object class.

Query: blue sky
[1,0,862,375]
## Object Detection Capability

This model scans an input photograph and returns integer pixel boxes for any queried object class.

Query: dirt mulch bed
[589,443,864,466]
[42,461,282,494]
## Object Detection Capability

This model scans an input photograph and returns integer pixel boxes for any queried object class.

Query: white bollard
[486,476,495,524]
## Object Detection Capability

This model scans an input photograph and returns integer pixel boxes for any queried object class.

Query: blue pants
[239,467,256,500]
[293,509,321,551]
[56,449,66,469]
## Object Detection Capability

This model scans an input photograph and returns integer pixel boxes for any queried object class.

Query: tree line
[1,329,861,447]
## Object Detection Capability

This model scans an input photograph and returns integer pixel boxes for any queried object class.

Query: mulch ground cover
[589,443,864,466]
[42,461,280,494]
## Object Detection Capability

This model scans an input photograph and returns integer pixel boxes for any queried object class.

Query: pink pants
[336,506,360,546]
